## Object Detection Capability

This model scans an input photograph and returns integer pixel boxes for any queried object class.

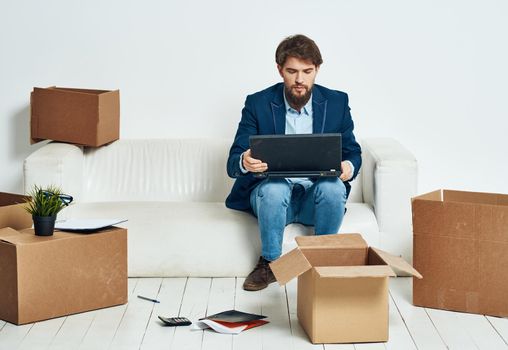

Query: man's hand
[242,149,268,173]
[339,161,352,181]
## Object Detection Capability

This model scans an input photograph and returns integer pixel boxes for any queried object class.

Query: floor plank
[323,343,355,349]
[257,280,293,350]
[47,311,95,350]
[424,308,477,350]
[232,277,264,350]
[459,313,508,350]
[231,277,295,350]
[323,343,356,349]
[426,307,507,350]
[201,278,236,350]
[78,304,128,350]
[50,278,143,350]
[140,277,188,350]
[109,277,163,350]
[17,317,66,350]
[385,291,416,350]
[171,278,212,350]
[78,278,139,350]
[389,277,447,350]
[354,344,386,350]
[0,323,34,350]
[487,316,508,347]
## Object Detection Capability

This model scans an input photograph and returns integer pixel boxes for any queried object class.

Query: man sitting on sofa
[226,34,362,291]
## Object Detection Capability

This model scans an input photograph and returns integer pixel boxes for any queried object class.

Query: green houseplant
[24,185,73,236]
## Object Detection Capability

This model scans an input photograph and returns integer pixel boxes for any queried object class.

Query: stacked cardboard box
[0,192,127,325]
[412,189,508,317]
[270,233,422,344]
[30,86,120,147]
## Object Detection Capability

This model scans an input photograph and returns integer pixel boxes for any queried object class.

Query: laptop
[249,133,342,178]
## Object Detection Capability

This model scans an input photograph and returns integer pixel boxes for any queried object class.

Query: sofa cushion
[82,139,235,202]
[347,174,363,203]
[81,139,363,204]
[59,201,378,277]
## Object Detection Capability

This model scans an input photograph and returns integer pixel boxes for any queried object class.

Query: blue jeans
[249,177,347,261]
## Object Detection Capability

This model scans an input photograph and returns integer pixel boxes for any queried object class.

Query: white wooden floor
[1,277,508,350]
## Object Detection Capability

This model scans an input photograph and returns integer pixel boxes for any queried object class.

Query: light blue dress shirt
[283,93,314,184]
[283,93,313,135]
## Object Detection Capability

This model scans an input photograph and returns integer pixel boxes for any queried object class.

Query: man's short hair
[275,34,323,67]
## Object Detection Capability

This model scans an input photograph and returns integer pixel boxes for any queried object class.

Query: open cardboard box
[270,233,422,344]
[413,189,508,317]
[0,192,127,325]
[30,86,120,147]
[0,192,32,230]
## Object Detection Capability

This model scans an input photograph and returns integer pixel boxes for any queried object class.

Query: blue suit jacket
[225,83,362,211]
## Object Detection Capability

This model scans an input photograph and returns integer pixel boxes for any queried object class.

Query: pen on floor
[137,295,160,303]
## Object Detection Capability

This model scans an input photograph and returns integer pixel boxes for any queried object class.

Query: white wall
[1,0,507,195]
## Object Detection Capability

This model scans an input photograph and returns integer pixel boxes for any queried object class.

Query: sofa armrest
[361,138,417,261]
[23,142,84,202]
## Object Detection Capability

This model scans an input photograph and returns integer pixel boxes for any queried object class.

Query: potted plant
[24,185,73,236]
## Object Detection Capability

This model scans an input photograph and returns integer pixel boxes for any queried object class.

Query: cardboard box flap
[0,229,74,245]
[412,189,442,202]
[0,193,32,230]
[0,227,21,243]
[315,265,396,278]
[371,248,422,278]
[443,189,508,206]
[50,87,113,94]
[295,233,367,249]
[270,248,312,285]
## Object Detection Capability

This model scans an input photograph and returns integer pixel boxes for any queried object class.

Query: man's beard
[285,84,313,111]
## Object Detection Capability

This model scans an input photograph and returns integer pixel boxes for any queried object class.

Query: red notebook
[213,319,269,331]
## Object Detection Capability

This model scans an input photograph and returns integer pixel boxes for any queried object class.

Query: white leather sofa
[23,138,417,277]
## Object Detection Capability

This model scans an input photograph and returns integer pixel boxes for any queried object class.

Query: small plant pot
[33,215,57,236]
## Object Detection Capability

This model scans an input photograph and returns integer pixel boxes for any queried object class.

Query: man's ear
[277,64,283,78]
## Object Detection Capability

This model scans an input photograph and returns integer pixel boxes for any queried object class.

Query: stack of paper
[192,310,268,334]
[55,219,127,231]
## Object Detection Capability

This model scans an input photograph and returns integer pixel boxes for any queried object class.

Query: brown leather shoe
[243,256,277,291]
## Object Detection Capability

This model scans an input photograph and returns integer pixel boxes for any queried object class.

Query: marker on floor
[137,295,160,303]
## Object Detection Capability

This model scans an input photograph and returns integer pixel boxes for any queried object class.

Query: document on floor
[192,309,268,334]
[192,319,269,334]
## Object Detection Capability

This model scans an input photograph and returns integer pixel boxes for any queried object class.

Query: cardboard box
[270,234,422,344]
[31,86,120,147]
[0,192,32,230]
[412,189,508,317]
[0,226,127,325]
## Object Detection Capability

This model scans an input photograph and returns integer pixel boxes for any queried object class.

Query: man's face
[277,56,319,110]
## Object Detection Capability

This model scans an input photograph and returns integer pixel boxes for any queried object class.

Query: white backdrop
[1,0,507,195]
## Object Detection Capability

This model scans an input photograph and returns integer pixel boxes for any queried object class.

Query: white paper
[191,320,247,334]
[55,218,128,230]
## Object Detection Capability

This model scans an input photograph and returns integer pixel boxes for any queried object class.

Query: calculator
[158,316,192,326]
